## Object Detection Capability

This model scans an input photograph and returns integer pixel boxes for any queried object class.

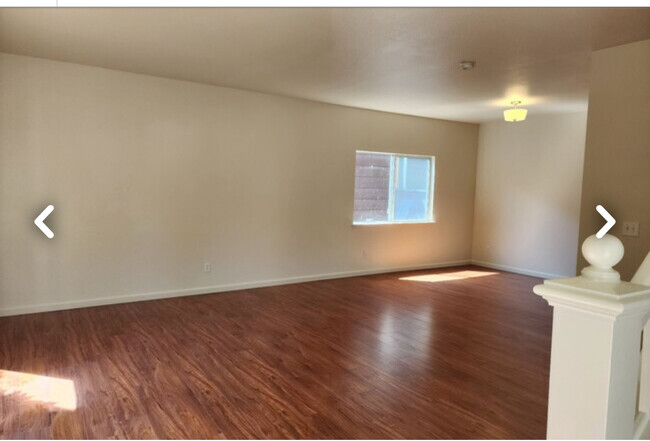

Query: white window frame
[353,150,436,226]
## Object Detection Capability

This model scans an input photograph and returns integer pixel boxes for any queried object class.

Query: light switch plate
[622,221,640,237]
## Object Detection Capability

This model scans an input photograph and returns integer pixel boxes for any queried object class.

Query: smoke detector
[459,61,476,71]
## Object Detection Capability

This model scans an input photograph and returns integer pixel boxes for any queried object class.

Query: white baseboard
[0,260,471,317]
[471,259,568,280]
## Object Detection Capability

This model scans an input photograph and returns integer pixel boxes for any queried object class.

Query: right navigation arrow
[596,205,616,239]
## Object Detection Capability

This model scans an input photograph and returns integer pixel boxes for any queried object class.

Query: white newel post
[534,234,650,439]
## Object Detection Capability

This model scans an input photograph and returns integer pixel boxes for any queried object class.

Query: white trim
[634,411,650,439]
[356,150,433,160]
[0,260,470,317]
[471,260,568,280]
[352,220,436,226]
[7,1,648,8]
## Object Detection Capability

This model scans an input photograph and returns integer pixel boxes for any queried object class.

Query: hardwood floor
[0,265,552,439]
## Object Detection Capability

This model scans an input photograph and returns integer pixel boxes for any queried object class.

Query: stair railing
[534,236,650,439]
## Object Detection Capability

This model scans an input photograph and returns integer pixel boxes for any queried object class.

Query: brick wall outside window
[353,153,391,223]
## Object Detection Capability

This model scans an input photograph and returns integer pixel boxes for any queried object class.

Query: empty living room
[0,2,649,440]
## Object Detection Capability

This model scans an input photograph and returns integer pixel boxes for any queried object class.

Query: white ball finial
[581,234,624,281]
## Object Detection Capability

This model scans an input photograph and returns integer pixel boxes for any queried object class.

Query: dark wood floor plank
[0,265,551,439]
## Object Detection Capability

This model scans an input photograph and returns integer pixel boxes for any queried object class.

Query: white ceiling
[0,8,648,122]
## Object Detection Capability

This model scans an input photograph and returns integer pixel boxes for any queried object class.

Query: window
[353,151,435,225]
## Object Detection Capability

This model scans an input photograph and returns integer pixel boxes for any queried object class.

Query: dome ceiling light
[503,101,528,122]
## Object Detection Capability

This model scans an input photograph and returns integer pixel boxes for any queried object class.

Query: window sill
[352,220,436,226]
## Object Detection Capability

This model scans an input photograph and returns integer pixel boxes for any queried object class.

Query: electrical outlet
[204,262,212,272]
[622,221,640,237]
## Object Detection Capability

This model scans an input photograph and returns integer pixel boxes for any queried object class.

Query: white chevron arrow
[34,205,54,239]
[596,205,616,239]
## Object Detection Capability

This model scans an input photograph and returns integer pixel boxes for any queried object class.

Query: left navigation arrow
[35,205,54,238]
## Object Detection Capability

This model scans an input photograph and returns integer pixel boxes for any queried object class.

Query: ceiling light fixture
[503,101,528,122]
[459,61,475,71]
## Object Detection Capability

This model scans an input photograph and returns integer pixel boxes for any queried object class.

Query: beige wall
[472,113,588,278]
[578,40,650,281]
[0,52,478,316]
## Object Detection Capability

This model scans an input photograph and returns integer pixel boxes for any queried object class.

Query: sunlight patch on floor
[399,270,498,283]
[0,369,77,410]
